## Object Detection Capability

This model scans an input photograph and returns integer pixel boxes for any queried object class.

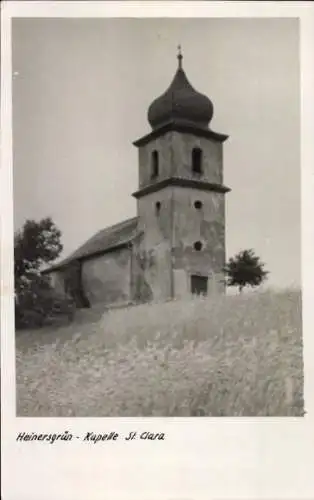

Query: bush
[14,216,70,329]
[15,275,76,330]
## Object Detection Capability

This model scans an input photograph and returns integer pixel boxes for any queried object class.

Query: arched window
[151,150,159,179]
[192,147,203,174]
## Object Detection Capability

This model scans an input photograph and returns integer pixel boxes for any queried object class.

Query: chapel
[44,49,231,308]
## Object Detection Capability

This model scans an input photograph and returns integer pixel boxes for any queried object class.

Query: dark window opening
[155,201,161,215]
[192,147,203,174]
[193,241,203,251]
[191,275,208,296]
[194,200,203,210]
[151,150,159,178]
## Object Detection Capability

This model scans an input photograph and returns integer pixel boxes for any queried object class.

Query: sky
[12,17,300,288]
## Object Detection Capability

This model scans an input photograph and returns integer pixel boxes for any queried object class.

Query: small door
[190,274,208,296]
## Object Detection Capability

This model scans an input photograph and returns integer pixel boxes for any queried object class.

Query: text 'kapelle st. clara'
[16,431,166,444]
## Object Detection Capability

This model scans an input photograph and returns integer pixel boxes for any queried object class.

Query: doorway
[190,274,208,296]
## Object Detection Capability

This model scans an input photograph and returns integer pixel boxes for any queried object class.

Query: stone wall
[133,186,173,302]
[138,132,173,188]
[81,247,132,307]
[172,186,226,296]
[171,132,223,184]
[136,129,226,301]
[134,185,226,301]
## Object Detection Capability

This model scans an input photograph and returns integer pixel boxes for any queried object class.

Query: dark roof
[147,64,214,131]
[43,217,138,273]
[141,53,227,146]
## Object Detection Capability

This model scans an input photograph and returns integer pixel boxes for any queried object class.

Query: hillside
[16,289,304,417]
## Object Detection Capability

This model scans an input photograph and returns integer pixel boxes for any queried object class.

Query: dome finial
[177,44,183,69]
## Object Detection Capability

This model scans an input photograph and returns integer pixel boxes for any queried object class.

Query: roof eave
[133,122,229,147]
[132,177,231,199]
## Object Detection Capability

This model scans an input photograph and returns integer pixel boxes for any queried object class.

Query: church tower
[131,48,230,302]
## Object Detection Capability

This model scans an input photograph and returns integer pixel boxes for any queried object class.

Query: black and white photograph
[12,15,304,418]
[2,3,314,500]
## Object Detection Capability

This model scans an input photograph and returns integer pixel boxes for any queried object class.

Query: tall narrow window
[192,147,203,174]
[151,150,159,179]
[191,275,208,296]
[155,201,161,215]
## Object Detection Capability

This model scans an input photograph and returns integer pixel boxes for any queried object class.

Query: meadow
[16,288,304,417]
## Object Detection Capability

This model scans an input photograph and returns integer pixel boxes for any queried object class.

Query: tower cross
[177,44,183,69]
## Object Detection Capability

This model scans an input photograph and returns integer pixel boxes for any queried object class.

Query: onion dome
[148,46,214,130]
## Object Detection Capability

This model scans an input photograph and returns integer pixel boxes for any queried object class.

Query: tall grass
[16,289,304,417]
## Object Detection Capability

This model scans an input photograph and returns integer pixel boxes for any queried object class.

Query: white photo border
[1,2,314,499]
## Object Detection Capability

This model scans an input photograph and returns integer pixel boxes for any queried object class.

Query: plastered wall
[81,248,131,306]
[137,131,223,187]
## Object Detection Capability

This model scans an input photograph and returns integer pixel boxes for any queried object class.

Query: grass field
[16,288,304,417]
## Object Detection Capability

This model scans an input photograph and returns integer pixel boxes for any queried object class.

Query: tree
[14,217,75,329]
[14,217,62,283]
[223,249,268,293]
